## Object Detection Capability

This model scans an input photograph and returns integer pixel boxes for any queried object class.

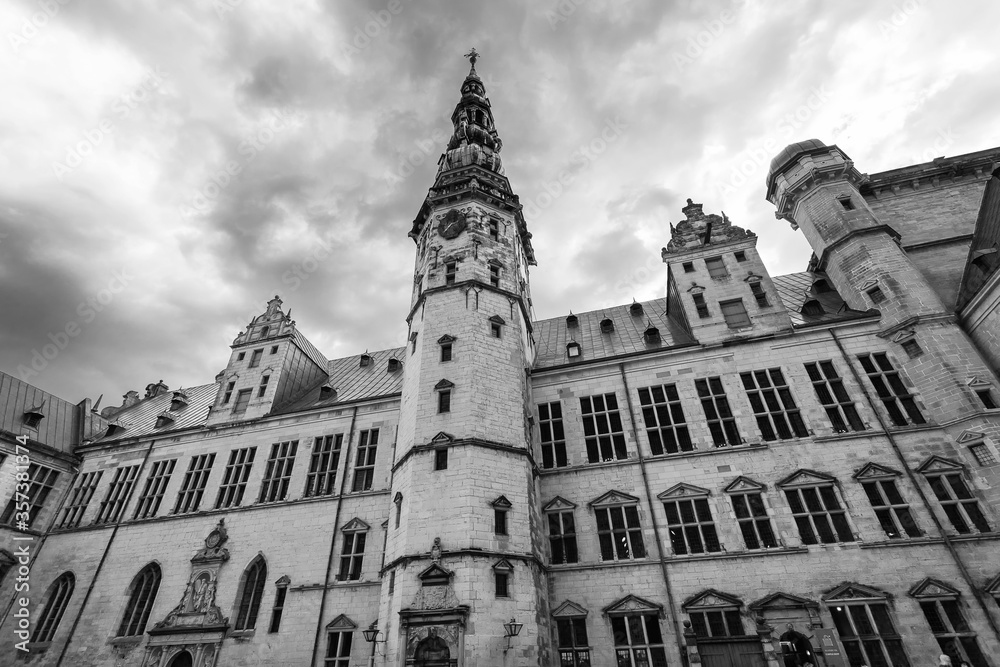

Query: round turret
[766,138,827,195]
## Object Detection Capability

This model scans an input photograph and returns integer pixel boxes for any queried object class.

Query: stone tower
[378,53,547,666]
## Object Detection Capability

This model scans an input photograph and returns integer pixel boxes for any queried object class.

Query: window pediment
[492,559,513,572]
[418,563,452,586]
[822,582,889,602]
[589,490,640,508]
[604,594,662,616]
[274,575,290,587]
[543,496,577,512]
[658,483,711,500]
[326,614,357,630]
[488,315,505,325]
[682,589,743,610]
[916,455,965,474]
[724,476,766,493]
[341,518,370,533]
[748,592,818,611]
[967,376,993,389]
[777,469,836,488]
[437,334,457,344]
[890,329,915,344]
[435,379,455,390]
[985,572,1000,596]
[552,600,589,619]
[491,495,512,509]
[686,284,705,294]
[431,431,454,445]
[909,578,961,599]
[852,462,902,480]
[956,429,986,444]
[860,279,879,291]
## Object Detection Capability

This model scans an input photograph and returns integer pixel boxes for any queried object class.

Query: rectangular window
[491,321,502,338]
[134,459,176,519]
[237,352,245,362]
[410,333,418,354]
[58,471,103,529]
[268,584,287,633]
[839,197,855,210]
[611,614,668,667]
[338,532,366,581]
[325,631,353,667]
[689,610,746,638]
[867,286,886,304]
[305,434,343,497]
[695,377,741,447]
[741,368,808,441]
[926,473,991,534]
[495,508,508,535]
[784,484,854,544]
[495,571,509,597]
[438,389,451,413]
[233,389,252,414]
[682,262,695,273]
[548,511,579,564]
[539,402,568,468]
[858,353,926,426]
[720,299,751,328]
[637,384,693,455]
[215,447,257,509]
[435,448,448,471]
[692,293,709,318]
[259,441,298,503]
[489,218,500,240]
[2,464,60,529]
[94,465,140,524]
[901,339,923,359]
[580,393,628,463]
[258,375,269,398]
[351,429,378,492]
[173,454,216,514]
[705,256,727,278]
[977,389,997,409]
[919,599,989,667]
[222,381,235,404]
[595,505,646,560]
[557,618,591,667]
[270,345,278,354]
[749,281,769,307]
[663,497,721,554]
[830,602,909,667]
[490,264,500,287]
[440,343,453,362]
[861,478,921,539]
[969,443,997,466]
[734,251,747,262]
[730,492,778,549]
[445,261,457,286]
[249,349,263,368]
[805,361,865,433]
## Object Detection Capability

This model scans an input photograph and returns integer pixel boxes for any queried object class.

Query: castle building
[2,58,1000,667]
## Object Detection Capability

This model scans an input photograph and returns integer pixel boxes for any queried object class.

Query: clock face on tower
[438,210,467,240]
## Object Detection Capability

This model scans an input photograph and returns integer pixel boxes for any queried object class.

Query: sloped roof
[291,327,330,371]
[86,383,217,445]
[771,272,874,327]
[532,298,695,369]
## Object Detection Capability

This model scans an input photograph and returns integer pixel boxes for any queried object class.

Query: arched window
[234,556,267,630]
[33,572,75,643]
[118,563,161,637]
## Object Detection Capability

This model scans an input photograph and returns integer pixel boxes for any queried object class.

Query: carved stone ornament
[438,209,467,239]
[192,519,230,563]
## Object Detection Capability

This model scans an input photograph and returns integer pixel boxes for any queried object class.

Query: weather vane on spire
[464,47,480,70]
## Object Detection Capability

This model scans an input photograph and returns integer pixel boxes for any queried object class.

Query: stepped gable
[664,199,755,255]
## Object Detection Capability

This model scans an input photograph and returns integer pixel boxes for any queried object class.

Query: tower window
[223,381,236,404]
[249,349,263,368]
[494,508,508,535]
[445,261,457,286]
[233,389,252,414]
[270,345,278,354]
[839,197,855,210]
[438,389,451,414]
[489,218,500,240]
[258,375,270,398]
[434,449,448,470]
[720,299,751,328]
[749,281,770,308]
[977,389,997,409]
[901,339,923,359]
[867,286,886,305]
[705,257,728,278]
[490,264,500,287]
[682,262,695,273]
[734,251,747,262]
[237,352,245,361]
[494,571,509,597]
[440,342,453,362]
[692,293,709,318]
[410,332,418,355]
[260,325,269,338]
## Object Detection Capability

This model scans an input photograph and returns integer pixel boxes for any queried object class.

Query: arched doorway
[167,650,193,667]
[414,635,454,667]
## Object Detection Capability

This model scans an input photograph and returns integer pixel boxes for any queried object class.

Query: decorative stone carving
[664,199,756,255]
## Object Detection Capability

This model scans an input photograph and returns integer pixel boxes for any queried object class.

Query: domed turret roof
[768,139,827,178]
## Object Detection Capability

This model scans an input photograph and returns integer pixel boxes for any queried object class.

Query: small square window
[839,197,855,210]
[491,322,502,338]
[720,299,751,329]
[734,251,747,262]
[249,349,263,368]
[237,352,245,361]
[901,339,923,359]
[976,389,996,409]
[445,262,457,286]
[440,343,453,362]
[867,286,886,304]
[495,508,508,535]
[692,293,709,318]
[270,345,278,354]
[435,449,448,470]
[438,390,451,414]
[705,257,728,278]
[970,443,997,466]
[683,262,695,273]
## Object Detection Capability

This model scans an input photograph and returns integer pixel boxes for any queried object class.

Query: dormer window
[566,314,578,328]
[106,423,126,438]
[360,353,372,368]
[387,358,401,373]
[320,384,337,401]
[22,407,45,430]
[249,349,263,368]
[802,300,825,316]
[154,413,175,429]
[567,342,581,358]
[170,392,189,412]
[867,286,886,305]
[630,302,643,317]
[644,326,660,344]
[812,279,832,293]
[600,318,614,334]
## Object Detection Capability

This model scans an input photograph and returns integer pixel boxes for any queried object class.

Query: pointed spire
[464,47,480,75]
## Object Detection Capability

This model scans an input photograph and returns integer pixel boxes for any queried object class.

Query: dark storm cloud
[1,0,999,405]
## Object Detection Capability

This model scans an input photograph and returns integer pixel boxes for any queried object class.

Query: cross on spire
[464,47,480,71]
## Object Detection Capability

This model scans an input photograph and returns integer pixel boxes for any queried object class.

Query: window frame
[258,440,298,503]
[249,348,263,368]
[637,384,693,455]
[547,508,579,565]
[338,526,367,581]
[304,434,343,498]
[172,454,216,514]
[610,612,668,667]
[268,576,289,634]
[234,556,267,631]
[804,361,865,433]
[705,256,728,278]
[1,463,60,529]
[692,292,709,318]
[720,298,751,329]
[325,629,354,667]
[916,591,989,667]
[538,401,568,468]
[555,616,591,667]
[740,368,808,441]
[857,352,926,426]
[826,594,909,667]
[661,491,721,556]
[924,471,991,534]
[215,447,257,509]
[94,465,140,524]
[859,475,922,539]
[351,429,378,492]
[782,478,854,545]
[134,459,176,519]
[32,572,75,643]
[580,393,628,463]
[594,502,646,561]
[695,377,741,447]
[728,488,779,550]
[58,471,103,529]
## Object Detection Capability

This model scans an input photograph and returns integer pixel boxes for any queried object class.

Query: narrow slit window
[692,293,709,318]
[435,449,448,471]
[445,261,457,286]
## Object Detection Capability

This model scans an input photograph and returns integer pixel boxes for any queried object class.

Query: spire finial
[464,47,480,72]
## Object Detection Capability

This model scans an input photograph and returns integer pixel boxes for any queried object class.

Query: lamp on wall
[363,621,386,663]
[503,618,523,654]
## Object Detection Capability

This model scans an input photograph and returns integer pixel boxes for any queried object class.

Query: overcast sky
[2,0,998,407]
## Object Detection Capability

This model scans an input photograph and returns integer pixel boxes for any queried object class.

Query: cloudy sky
[1,0,998,406]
